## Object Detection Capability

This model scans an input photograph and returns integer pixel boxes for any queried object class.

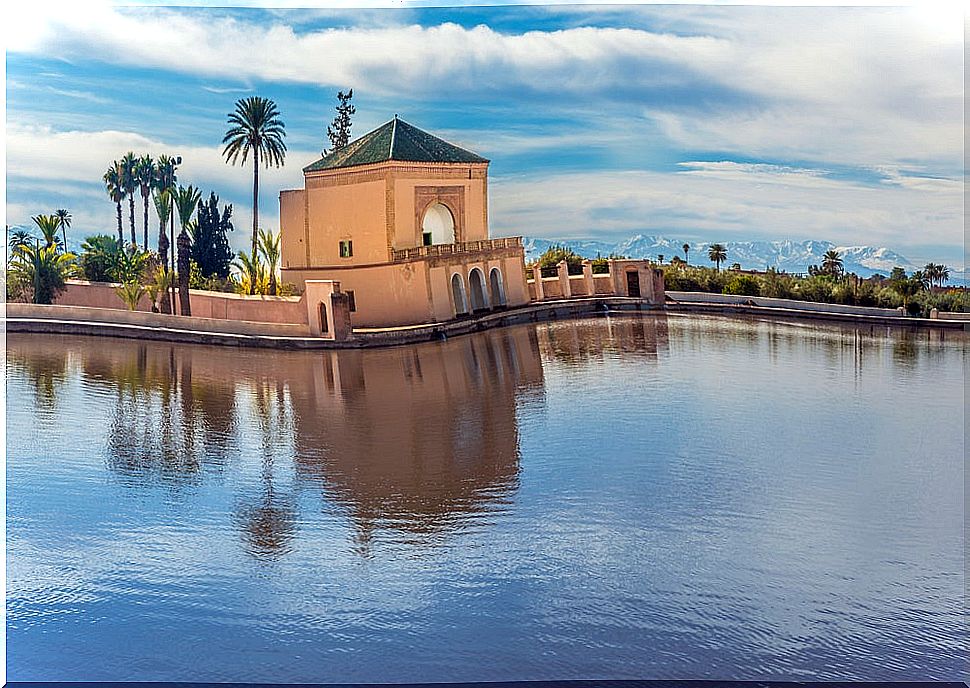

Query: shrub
[8,244,76,304]
[115,280,147,311]
[536,245,583,271]
[722,274,761,296]
[794,276,835,303]
[760,269,795,299]
[79,234,123,282]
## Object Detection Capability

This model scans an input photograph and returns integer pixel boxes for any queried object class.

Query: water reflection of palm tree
[234,380,297,560]
[7,349,69,416]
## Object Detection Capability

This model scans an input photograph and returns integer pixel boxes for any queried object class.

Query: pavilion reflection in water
[287,326,546,548]
[5,325,546,558]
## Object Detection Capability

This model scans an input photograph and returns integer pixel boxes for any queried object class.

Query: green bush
[79,235,122,282]
[7,244,76,304]
[760,269,795,299]
[722,274,761,296]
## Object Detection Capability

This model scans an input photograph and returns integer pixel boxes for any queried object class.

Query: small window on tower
[346,290,356,312]
[423,232,433,246]
[339,240,353,258]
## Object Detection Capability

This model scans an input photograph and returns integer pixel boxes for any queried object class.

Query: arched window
[451,273,468,316]
[489,267,506,307]
[468,267,489,312]
[422,203,456,246]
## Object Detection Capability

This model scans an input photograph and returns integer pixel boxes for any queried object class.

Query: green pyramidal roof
[303,117,489,173]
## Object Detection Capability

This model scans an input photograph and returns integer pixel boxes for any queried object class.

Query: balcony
[390,236,523,262]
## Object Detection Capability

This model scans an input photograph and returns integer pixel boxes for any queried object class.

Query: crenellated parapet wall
[527,259,665,304]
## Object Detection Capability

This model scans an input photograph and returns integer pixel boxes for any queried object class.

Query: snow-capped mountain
[522,234,922,278]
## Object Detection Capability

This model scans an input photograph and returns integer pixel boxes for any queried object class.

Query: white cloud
[8,5,961,173]
[5,124,319,253]
[490,164,963,250]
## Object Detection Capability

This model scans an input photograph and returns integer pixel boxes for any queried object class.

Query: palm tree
[9,228,33,256]
[55,209,71,251]
[8,243,76,304]
[32,214,62,249]
[103,162,126,243]
[657,254,665,265]
[233,250,267,295]
[222,96,287,292]
[136,155,156,249]
[822,249,843,278]
[153,189,172,265]
[708,243,727,272]
[172,185,201,239]
[937,264,950,286]
[155,154,180,312]
[120,151,139,246]
[911,270,930,291]
[258,228,281,296]
[682,243,690,265]
[172,185,201,315]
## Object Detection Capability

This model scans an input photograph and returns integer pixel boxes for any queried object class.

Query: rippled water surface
[6,315,967,681]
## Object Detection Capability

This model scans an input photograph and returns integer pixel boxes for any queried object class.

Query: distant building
[280,117,529,327]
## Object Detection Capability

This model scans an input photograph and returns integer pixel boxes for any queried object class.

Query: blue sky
[5,2,965,270]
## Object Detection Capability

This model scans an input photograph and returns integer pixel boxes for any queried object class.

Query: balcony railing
[390,236,522,262]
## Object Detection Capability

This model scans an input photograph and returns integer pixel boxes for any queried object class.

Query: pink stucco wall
[55,281,308,325]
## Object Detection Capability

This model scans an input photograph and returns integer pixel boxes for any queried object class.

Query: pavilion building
[280,117,529,328]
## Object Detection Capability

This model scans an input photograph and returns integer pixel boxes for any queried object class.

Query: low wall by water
[55,280,308,325]
[7,303,311,337]
[667,291,905,318]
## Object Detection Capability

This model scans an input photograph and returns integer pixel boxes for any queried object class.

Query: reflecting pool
[6,315,966,681]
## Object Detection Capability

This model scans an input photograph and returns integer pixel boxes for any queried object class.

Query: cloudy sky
[5,2,965,269]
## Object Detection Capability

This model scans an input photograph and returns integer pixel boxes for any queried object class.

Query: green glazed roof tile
[304,117,488,172]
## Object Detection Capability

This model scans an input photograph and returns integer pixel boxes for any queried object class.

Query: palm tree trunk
[61,226,67,252]
[129,196,137,247]
[143,195,150,249]
[171,213,177,315]
[177,231,192,316]
[116,203,124,244]
[158,220,171,315]
[251,152,259,295]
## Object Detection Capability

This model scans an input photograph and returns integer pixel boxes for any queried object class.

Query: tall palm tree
[55,209,71,251]
[136,155,156,249]
[120,151,139,246]
[32,214,62,249]
[172,185,201,315]
[222,96,286,292]
[155,154,180,311]
[937,264,950,287]
[258,228,281,296]
[708,243,727,272]
[822,249,843,278]
[103,162,126,243]
[152,189,173,313]
[682,242,690,265]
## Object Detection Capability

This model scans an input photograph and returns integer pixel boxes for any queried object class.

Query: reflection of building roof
[304,117,489,172]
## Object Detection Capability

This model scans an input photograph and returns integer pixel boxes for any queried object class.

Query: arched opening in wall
[469,268,489,312]
[451,273,469,316]
[422,203,456,246]
[489,267,506,307]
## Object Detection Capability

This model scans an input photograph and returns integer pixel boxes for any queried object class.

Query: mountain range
[522,235,926,278]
